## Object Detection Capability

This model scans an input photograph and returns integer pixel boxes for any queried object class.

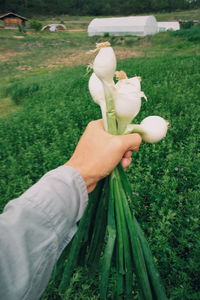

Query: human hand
[65,120,142,193]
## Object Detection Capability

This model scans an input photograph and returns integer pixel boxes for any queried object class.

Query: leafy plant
[170,25,200,42]
[181,20,194,29]
[17,24,26,34]
[29,19,43,32]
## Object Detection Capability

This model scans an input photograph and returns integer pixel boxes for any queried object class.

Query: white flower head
[88,72,105,105]
[114,71,147,134]
[88,72,107,130]
[93,42,116,84]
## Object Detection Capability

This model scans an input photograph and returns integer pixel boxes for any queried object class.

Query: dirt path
[44,48,141,69]
[0,51,27,62]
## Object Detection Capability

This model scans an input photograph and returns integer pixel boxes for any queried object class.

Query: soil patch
[13,47,141,73]
[0,51,27,62]
[115,48,141,60]
[45,48,141,69]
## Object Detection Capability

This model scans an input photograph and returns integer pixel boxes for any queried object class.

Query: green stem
[101,80,117,135]
[112,174,125,275]
[112,171,133,299]
[86,178,109,269]
[107,111,117,134]
[103,80,116,112]
[117,118,131,135]
[58,180,104,294]
[117,166,168,299]
[124,124,145,135]
[134,218,168,300]
[115,167,153,300]
[100,176,116,300]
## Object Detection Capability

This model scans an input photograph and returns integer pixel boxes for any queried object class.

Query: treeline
[0,0,200,16]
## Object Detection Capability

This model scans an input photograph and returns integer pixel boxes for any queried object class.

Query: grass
[154,8,200,21]
[0,8,200,299]
[0,97,20,116]
[0,28,199,100]
[0,54,199,299]
[170,25,200,42]
[0,8,199,85]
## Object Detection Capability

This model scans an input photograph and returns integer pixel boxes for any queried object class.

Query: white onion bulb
[140,116,169,143]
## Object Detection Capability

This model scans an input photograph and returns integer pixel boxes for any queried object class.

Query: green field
[0,9,200,300]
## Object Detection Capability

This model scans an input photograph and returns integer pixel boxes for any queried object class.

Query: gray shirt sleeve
[0,165,88,300]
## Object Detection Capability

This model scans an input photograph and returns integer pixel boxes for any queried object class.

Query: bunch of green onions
[57,42,169,299]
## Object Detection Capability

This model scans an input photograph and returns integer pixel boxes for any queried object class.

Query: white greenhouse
[88,16,157,37]
[157,22,180,32]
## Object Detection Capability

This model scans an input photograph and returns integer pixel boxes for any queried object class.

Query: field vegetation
[0,9,199,300]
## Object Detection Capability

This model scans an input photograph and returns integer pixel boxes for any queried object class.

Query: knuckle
[133,133,142,145]
[87,120,96,129]
[113,137,124,150]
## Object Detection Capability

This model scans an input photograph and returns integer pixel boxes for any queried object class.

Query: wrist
[64,161,96,193]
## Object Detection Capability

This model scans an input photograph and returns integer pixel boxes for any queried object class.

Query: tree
[0,0,199,16]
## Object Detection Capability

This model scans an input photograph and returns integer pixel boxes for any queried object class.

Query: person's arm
[0,165,88,300]
[0,120,141,300]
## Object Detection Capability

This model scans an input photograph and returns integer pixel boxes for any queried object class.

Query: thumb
[120,133,142,152]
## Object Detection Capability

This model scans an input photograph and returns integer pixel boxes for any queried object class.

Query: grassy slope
[0,57,199,299]
[0,8,200,300]
[0,29,199,117]
[0,9,199,85]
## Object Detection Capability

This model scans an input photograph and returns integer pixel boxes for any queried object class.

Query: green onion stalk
[54,42,169,299]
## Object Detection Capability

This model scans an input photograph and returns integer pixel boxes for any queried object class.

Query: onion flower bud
[93,42,116,84]
[88,72,107,130]
[114,71,147,134]
[88,72,105,105]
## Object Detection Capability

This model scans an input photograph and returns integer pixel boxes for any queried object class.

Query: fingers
[121,157,132,169]
[91,120,142,149]
[122,150,132,169]
[121,140,141,169]
[88,119,104,130]
[120,133,142,152]
[123,150,132,158]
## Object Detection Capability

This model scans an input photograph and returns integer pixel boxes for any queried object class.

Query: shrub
[170,26,200,42]
[103,32,110,38]
[29,19,42,32]
[181,20,194,29]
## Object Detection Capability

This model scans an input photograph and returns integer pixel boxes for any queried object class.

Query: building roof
[88,16,157,36]
[0,12,28,21]
[42,24,66,31]
[89,16,155,27]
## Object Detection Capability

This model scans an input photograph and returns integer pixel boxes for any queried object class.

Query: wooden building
[0,12,28,29]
